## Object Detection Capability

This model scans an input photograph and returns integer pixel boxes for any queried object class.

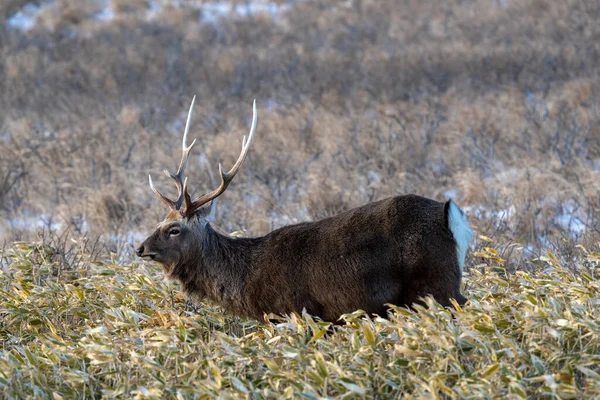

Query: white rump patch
[447,201,473,274]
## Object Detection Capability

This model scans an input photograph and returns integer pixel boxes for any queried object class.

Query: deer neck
[173,223,258,315]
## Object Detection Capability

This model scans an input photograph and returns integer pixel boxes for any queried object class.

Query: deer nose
[136,245,144,257]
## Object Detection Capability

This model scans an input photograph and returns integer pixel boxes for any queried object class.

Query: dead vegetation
[1,240,600,398]
[1,0,599,261]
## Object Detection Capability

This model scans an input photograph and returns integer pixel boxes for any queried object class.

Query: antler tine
[162,96,198,208]
[184,100,257,215]
[166,96,198,182]
[149,96,198,210]
[183,95,196,150]
[149,175,176,210]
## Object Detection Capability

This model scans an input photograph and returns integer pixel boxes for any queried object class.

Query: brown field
[2,2,600,398]
[1,0,599,264]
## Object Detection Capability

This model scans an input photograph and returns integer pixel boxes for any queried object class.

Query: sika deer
[136,97,473,322]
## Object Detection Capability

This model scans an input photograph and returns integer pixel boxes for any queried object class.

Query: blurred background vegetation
[1,3,600,397]
[1,0,599,263]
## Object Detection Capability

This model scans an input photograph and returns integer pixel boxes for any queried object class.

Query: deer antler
[149,96,198,210]
[148,97,258,216]
[183,99,257,216]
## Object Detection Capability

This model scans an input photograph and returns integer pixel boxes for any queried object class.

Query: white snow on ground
[109,231,146,244]
[268,209,309,228]
[464,204,516,223]
[7,213,63,232]
[147,0,163,20]
[198,1,230,22]
[367,170,381,186]
[182,1,290,23]
[556,202,586,235]
[464,201,587,238]
[140,0,291,23]
[242,193,261,207]
[2,212,146,262]
[7,0,293,32]
[263,98,278,112]
[109,231,147,263]
[7,3,45,31]
[94,7,115,21]
[444,189,457,199]
[0,130,10,144]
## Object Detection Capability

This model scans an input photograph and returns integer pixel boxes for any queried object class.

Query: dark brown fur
[138,194,468,322]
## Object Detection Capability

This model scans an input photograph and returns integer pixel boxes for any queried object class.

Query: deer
[136,97,474,323]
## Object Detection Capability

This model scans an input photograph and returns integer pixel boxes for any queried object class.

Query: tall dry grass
[1,240,599,398]
[1,2,600,397]
[0,0,599,262]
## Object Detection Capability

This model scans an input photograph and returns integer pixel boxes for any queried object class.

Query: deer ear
[207,199,218,222]
[193,199,217,222]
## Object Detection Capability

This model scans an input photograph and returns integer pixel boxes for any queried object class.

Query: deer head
[136,97,257,274]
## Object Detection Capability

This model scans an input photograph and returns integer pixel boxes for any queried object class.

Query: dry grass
[1,1,600,395]
[1,240,600,398]
[0,0,598,259]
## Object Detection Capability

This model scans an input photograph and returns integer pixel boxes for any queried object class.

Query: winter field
[1,0,600,398]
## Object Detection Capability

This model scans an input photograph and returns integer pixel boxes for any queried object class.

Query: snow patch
[199,1,230,23]
[268,207,310,229]
[157,0,291,23]
[147,0,163,20]
[264,98,278,112]
[7,0,293,33]
[200,1,289,23]
[106,230,147,263]
[525,91,535,107]
[464,204,516,222]
[94,7,115,21]
[426,161,445,173]
[7,3,44,31]
[0,130,10,144]
[556,203,585,235]
[444,189,457,199]
[7,213,63,232]
[243,193,261,207]
[367,170,381,186]
[466,200,586,238]
[108,230,146,244]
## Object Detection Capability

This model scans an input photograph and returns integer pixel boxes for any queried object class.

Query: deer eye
[168,228,181,236]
